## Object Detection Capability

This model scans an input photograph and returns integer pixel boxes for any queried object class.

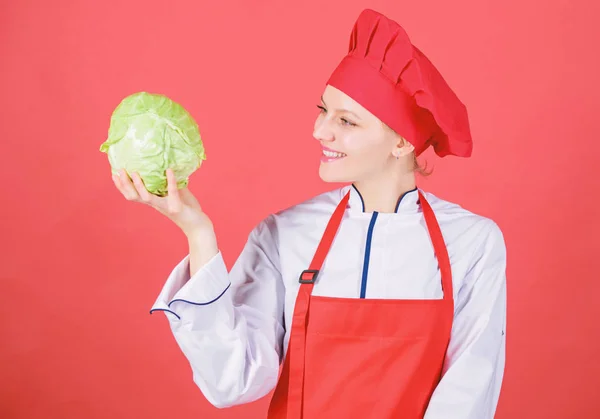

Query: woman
[113,9,506,419]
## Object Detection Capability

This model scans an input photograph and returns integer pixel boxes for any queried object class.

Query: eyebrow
[321,96,362,120]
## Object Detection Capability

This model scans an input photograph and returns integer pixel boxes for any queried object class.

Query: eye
[317,105,327,113]
[340,118,356,127]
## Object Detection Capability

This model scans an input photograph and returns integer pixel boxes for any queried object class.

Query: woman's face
[313,85,411,184]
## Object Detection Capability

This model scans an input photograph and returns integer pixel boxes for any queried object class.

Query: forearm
[152,218,285,408]
[172,298,282,407]
[186,224,219,277]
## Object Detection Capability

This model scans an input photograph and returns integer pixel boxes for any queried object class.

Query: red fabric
[267,191,455,418]
[326,9,473,158]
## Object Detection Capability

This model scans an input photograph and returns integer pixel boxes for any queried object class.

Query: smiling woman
[113,8,506,419]
[314,85,433,200]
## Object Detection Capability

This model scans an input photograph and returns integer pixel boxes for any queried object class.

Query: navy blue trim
[394,187,419,213]
[148,283,231,320]
[168,282,231,307]
[360,211,379,298]
[351,184,366,212]
[149,308,181,320]
[352,184,418,213]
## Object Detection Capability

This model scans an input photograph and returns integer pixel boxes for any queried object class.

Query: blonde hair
[413,154,433,177]
[398,135,432,176]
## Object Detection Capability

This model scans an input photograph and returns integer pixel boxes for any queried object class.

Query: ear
[392,137,415,158]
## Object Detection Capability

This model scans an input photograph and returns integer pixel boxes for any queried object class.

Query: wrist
[180,213,214,238]
[184,223,214,242]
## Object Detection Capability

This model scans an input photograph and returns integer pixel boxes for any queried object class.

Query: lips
[320,146,347,163]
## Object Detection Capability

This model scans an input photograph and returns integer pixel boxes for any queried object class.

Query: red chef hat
[326,9,473,157]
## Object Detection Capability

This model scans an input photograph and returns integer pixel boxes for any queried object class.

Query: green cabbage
[100,92,206,196]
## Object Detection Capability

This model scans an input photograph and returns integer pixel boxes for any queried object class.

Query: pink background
[1,0,599,418]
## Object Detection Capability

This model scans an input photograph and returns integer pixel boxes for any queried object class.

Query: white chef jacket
[150,185,507,418]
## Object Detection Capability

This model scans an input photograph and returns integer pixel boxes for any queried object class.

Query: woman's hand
[112,168,212,238]
[112,168,219,275]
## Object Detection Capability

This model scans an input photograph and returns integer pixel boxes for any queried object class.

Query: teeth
[323,150,346,158]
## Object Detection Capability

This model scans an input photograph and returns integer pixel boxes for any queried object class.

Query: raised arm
[112,169,285,407]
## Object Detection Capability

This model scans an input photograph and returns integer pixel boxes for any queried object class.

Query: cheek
[343,133,388,160]
[341,133,367,151]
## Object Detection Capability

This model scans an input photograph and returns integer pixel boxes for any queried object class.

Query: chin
[318,164,354,183]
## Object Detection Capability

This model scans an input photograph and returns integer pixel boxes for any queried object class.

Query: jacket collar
[345,184,419,214]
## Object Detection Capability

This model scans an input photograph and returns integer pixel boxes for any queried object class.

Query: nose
[313,117,334,143]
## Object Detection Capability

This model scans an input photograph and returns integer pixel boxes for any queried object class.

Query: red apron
[267,190,454,419]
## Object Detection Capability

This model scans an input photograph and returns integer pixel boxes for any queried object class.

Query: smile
[322,150,347,158]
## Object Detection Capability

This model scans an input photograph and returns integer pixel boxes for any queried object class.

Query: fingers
[113,169,140,201]
[112,169,179,213]
[130,172,154,204]
[166,168,183,213]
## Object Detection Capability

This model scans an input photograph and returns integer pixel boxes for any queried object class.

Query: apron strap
[286,191,350,419]
[418,190,454,300]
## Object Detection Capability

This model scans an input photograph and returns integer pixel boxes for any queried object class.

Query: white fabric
[150,185,507,417]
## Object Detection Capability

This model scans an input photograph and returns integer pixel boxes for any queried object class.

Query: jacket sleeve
[424,221,507,419]
[149,215,285,408]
